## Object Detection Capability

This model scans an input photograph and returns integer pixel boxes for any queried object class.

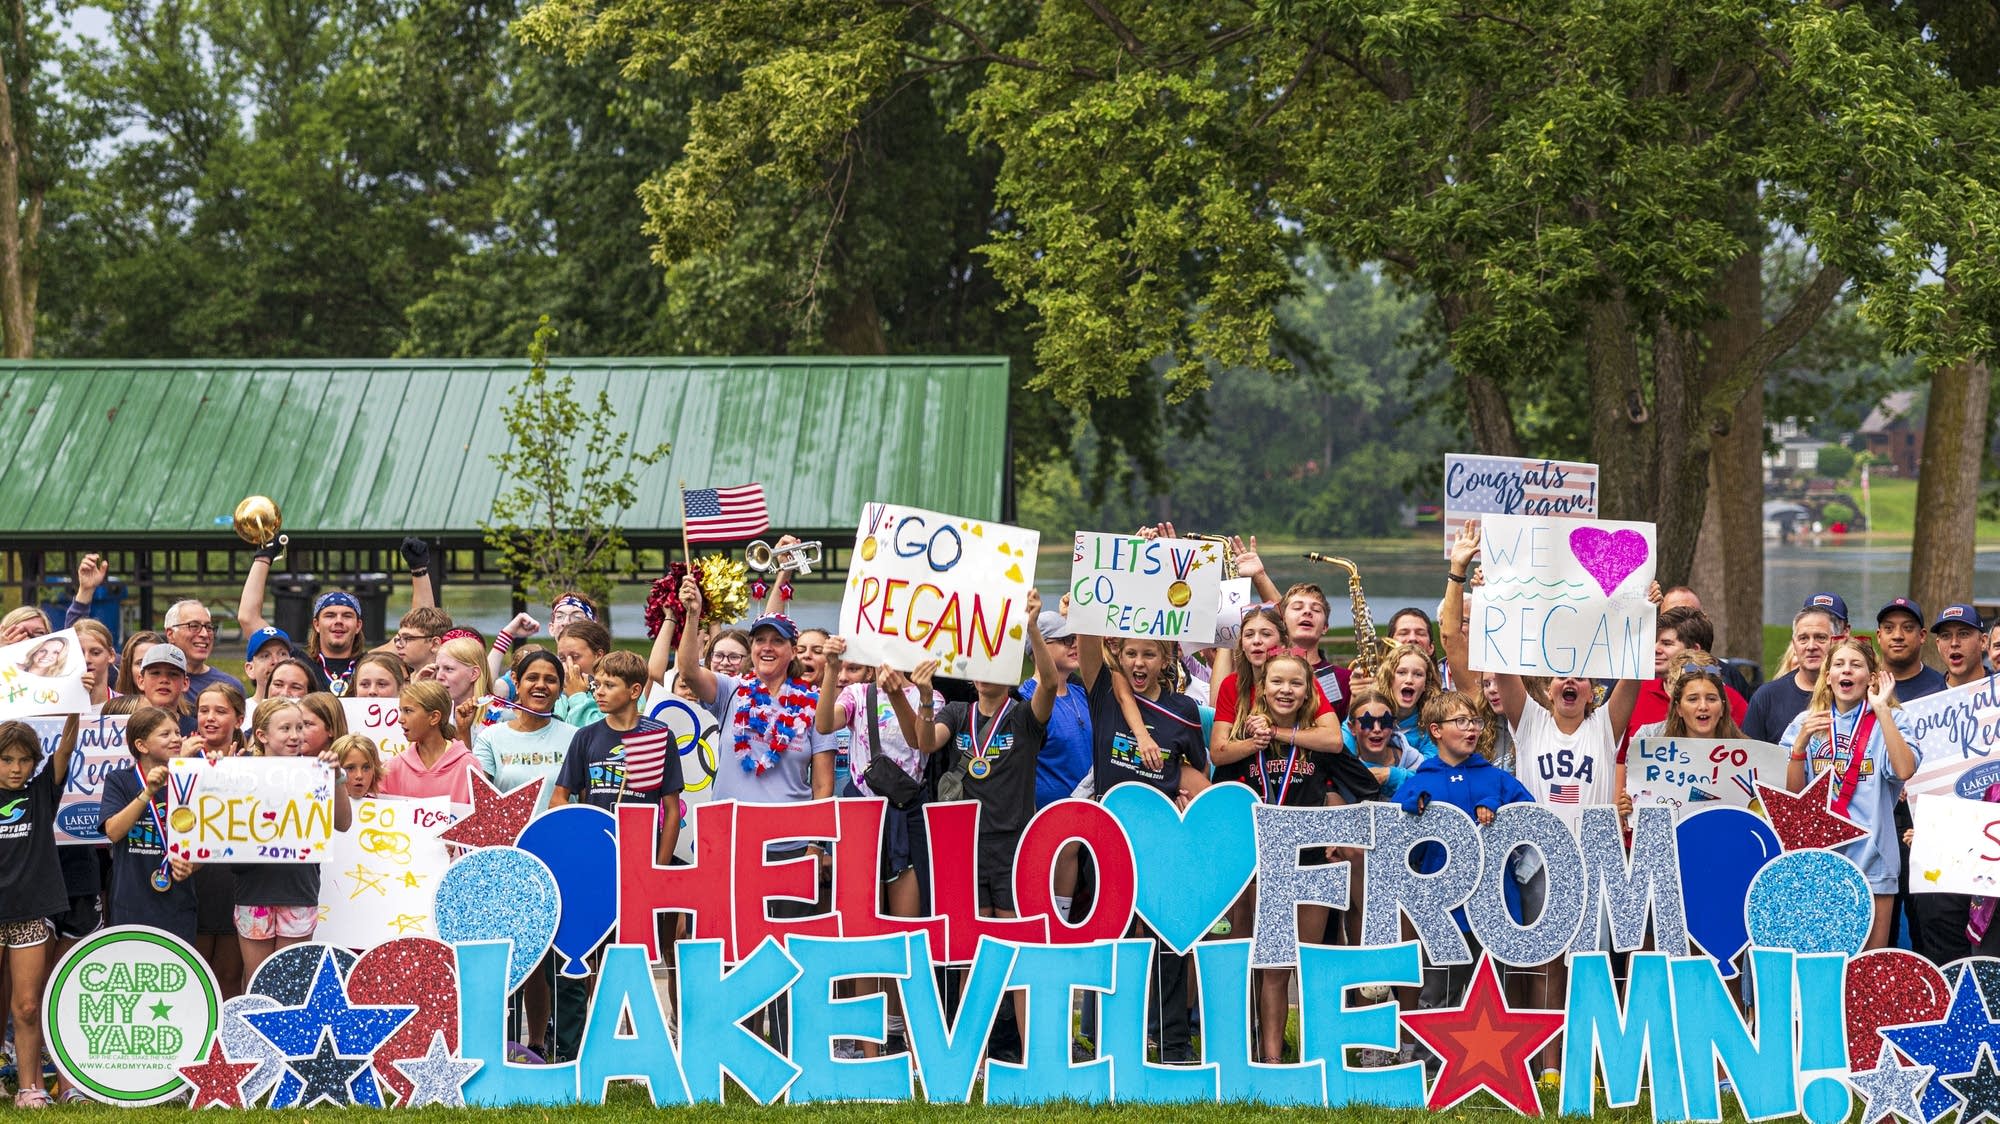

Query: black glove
[253,538,283,565]
[400,537,431,570]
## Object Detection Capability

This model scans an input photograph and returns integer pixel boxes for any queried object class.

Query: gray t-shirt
[705,673,836,807]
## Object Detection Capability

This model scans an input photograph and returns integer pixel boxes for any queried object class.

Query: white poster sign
[837,503,1039,684]
[165,756,336,863]
[1068,532,1223,644]
[1627,737,1791,818]
[316,796,454,950]
[1443,454,1598,557]
[1467,514,1657,679]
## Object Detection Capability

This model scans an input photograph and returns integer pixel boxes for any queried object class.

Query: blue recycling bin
[41,577,125,646]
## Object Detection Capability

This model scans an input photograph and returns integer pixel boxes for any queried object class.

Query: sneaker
[1539,1069,1562,1092]
[833,1041,863,1061]
[1160,1047,1197,1066]
[58,1089,90,1105]
[1209,918,1232,937]
[15,1089,53,1108]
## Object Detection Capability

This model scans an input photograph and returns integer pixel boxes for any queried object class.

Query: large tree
[516,0,2000,635]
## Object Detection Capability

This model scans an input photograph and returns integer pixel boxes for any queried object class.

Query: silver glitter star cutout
[391,1030,483,1107]
[1849,1042,1934,1124]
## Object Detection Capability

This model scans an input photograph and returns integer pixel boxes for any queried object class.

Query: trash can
[40,578,127,646]
[270,573,321,646]
[344,572,392,643]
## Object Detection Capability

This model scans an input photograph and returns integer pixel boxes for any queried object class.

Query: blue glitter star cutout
[1882,966,2000,1122]
[244,946,415,1108]
[1946,1043,2000,1124]
[284,1028,372,1109]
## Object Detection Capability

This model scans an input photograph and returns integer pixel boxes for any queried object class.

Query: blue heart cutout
[1102,782,1258,953]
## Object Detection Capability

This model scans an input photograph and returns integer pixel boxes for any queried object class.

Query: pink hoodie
[378,740,477,803]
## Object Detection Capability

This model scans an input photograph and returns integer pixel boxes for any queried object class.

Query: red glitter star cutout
[439,771,544,850]
[1400,954,1566,1115]
[1754,768,1868,851]
[179,1039,259,1109]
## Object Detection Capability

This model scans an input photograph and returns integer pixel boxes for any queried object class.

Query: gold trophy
[232,495,287,565]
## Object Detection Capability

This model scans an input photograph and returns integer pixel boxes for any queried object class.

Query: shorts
[0,917,52,948]
[976,841,1016,912]
[51,894,101,941]
[233,904,317,941]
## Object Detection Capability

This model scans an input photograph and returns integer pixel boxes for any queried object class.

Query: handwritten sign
[1628,738,1790,818]
[1189,577,1257,652]
[164,756,336,863]
[646,684,721,864]
[1901,674,2000,800]
[1468,513,1656,679]
[1908,793,2000,896]
[340,698,411,760]
[316,797,454,950]
[29,715,130,845]
[0,628,91,719]
[1068,532,1223,643]
[1443,454,1598,556]
[838,503,1039,684]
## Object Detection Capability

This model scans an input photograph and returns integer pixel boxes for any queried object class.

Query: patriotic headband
[313,591,361,617]
[553,594,598,621]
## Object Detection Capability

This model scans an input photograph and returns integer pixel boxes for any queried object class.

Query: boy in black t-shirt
[547,649,680,1063]
[99,707,200,941]
[0,715,77,1109]
[902,591,1061,916]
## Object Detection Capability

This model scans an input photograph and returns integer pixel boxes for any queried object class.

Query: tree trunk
[1702,239,1766,661]
[1650,319,1710,587]
[1441,296,1522,456]
[1909,354,1992,641]
[823,284,887,355]
[1586,293,1653,522]
[0,4,32,359]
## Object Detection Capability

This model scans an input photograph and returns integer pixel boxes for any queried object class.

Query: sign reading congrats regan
[838,503,1039,685]
[1442,454,1598,556]
[1468,513,1657,680]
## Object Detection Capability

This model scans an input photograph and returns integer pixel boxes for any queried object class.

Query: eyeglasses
[172,622,217,634]
[1353,714,1395,731]
[393,632,434,646]
[1437,716,1483,730]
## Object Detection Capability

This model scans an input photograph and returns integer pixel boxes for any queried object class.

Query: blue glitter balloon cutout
[433,845,560,992]
[1745,849,1873,955]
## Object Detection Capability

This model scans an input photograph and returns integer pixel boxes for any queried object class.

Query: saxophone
[1304,552,1381,679]
[1187,534,1240,580]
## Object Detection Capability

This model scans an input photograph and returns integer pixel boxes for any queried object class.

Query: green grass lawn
[1829,474,2000,538]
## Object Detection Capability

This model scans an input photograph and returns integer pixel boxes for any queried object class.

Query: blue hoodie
[1396,752,1536,926]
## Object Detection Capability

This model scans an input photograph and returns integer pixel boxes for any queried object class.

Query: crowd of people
[0,518,1989,1104]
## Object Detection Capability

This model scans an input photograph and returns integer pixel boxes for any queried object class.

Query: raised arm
[674,575,717,705]
[1442,520,1479,690]
[1495,673,1529,730]
[1231,534,1282,607]
[1605,676,1642,741]
[51,714,78,790]
[814,636,849,735]
[236,543,281,635]
[761,534,801,617]
[905,660,953,752]
[68,553,107,630]
[879,666,930,752]
[401,538,437,610]
[1023,591,1058,724]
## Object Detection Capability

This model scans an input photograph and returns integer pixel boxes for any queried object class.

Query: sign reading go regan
[837,502,1039,685]
[165,755,337,863]
[1468,513,1657,680]
[1068,531,1223,643]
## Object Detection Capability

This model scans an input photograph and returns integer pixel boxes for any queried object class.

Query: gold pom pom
[695,553,751,626]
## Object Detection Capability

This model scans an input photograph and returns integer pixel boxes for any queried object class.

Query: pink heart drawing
[1569,527,1650,596]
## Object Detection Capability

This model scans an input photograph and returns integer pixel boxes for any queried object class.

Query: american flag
[1547,783,1581,804]
[619,721,675,792]
[1442,454,1598,556]
[682,484,770,543]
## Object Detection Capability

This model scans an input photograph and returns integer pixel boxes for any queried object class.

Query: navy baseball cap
[246,626,292,661]
[1877,597,1925,626]
[1934,604,1987,633]
[747,613,800,641]
[1802,592,1849,623]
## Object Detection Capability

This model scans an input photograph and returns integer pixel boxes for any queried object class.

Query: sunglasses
[1352,713,1395,730]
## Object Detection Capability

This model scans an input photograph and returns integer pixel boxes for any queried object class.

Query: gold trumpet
[1304,551,1381,679]
[1186,534,1239,579]
[232,495,288,564]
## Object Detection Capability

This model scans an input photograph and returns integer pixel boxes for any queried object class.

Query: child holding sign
[99,707,200,940]
[0,714,77,1109]
[233,699,353,979]
[1779,638,1918,950]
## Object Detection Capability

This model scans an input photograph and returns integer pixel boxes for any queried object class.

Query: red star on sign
[1400,954,1565,1115]
[178,1039,259,1110]
[439,771,544,850]
[1754,768,1868,852]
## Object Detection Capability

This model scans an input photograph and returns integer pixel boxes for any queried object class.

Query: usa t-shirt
[1510,697,1620,810]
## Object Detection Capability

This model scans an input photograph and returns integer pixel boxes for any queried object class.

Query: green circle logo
[42,926,220,1105]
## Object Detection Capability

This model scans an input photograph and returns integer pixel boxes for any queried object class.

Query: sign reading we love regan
[1467,513,1658,680]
